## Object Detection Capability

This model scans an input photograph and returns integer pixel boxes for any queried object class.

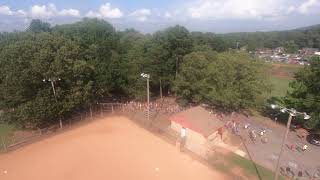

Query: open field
[0,116,227,180]
[269,76,292,97]
[267,63,302,97]
[269,63,302,79]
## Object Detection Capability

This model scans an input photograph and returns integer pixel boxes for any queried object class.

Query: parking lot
[229,115,320,179]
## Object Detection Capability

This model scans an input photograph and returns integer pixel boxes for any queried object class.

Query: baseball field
[0,116,226,180]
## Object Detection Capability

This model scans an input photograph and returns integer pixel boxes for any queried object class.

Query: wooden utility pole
[90,106,93,119]
[274,114,293,180]
[147,77,150,122]
[175,57,179,78]
[159,79,163,99]
[45,78,63,129]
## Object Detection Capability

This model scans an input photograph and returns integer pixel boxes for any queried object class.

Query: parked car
[307,134,320,146]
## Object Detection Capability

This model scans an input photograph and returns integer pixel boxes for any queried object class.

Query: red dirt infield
[0,116,227,180]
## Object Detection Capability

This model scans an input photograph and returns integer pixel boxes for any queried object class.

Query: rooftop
[170,106,224,138]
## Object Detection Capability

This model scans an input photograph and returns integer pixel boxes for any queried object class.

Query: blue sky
[1,0,320,33]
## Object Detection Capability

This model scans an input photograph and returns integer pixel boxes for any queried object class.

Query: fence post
[90,106,93,119]
[101,104,104,117]
[1,136,7,152]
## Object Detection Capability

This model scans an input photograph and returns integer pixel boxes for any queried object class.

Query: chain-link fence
[0,100,183,153]
[0,104,99,152]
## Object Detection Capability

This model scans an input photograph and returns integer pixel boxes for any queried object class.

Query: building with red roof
[170,106,225,157]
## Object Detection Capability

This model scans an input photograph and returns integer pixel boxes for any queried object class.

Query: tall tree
[0,33,94,127]
[53,18,123,99]
[284,57,320,129]
[174,51,270,110]
[27,19,51,33]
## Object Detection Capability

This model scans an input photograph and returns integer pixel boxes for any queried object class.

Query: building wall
[171,121,208,157]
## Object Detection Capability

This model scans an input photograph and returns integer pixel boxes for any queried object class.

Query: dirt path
[0,116,227,180]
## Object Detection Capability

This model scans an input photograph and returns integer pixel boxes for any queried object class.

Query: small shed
[170,106,225,156]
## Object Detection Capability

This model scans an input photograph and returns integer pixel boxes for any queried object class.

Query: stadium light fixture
[303,113,311,120]
[270,103,311,180]
[271,104,278,109]
[141,73,150,123]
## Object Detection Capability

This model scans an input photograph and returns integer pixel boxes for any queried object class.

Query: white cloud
[186,0,291,20]
[99,3,123,18]
[0,5,28,17]
[86,3,123,19]
[0,5,14,15]
[129,9,151,21]
[16,10,27,16]
[59,9,80,17]
[30,3,81,18]
[286,6,296,14]
[85,11,101,18]
[297,0,320,14]
[31,5,53,18]
[164,12,172,18]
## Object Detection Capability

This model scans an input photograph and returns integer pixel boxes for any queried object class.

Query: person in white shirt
[303,144,308,151]
[181,127,186,138]
[180,127,186,151]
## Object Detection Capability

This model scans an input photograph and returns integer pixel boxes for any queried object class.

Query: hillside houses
[255,47,320,65]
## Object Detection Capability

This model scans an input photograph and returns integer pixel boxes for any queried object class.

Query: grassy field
[267,63,302,78]
[267,63,302,98]
[269,76,292,97]
[209,152,284,180]
[0,123,15,151]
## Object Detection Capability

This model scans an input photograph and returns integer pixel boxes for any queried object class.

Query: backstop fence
[0,100,182,153]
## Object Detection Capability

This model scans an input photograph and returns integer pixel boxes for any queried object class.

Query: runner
[249,130,257,143]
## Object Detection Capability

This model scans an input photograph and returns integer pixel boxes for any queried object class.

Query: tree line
[0,18,319,130]
[220,24,320,52]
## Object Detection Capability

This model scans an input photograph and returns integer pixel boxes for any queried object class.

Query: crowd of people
[122,100,185,114]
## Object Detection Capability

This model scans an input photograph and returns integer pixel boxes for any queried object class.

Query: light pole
[270,104,311,180]
[43,78,63,129]
[141,73,150,122]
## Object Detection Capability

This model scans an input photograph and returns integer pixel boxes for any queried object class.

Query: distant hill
[219,24,320,51]
[294,24,320,31]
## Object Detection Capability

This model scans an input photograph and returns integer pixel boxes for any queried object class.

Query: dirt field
[0,116,227,180]
[270,63,301,79]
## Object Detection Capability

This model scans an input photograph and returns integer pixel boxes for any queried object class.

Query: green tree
[0,33,94,127]
[174,51,270,110]
[27,19,51,33]
[284,40,299,53]
[53,18,123,99]
[284,57,320,130]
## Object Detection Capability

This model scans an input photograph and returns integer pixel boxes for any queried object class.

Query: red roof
[170,115,203,135]
[170,106,224,138]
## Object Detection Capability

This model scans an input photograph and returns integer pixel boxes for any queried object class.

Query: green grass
[0,123,16,151]
[228,154,284,180]
[209,152,284,180]
[269,76,292,97]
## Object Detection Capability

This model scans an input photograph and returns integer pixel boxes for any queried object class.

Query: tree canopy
[0,18,277,128]
[284,57,320,130]
[173,51,270,110]
[27,19,51,33]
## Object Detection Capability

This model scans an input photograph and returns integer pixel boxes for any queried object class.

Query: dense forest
[0,18,319,130]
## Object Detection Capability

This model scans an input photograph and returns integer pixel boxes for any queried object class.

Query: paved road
[234,116,320,179]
